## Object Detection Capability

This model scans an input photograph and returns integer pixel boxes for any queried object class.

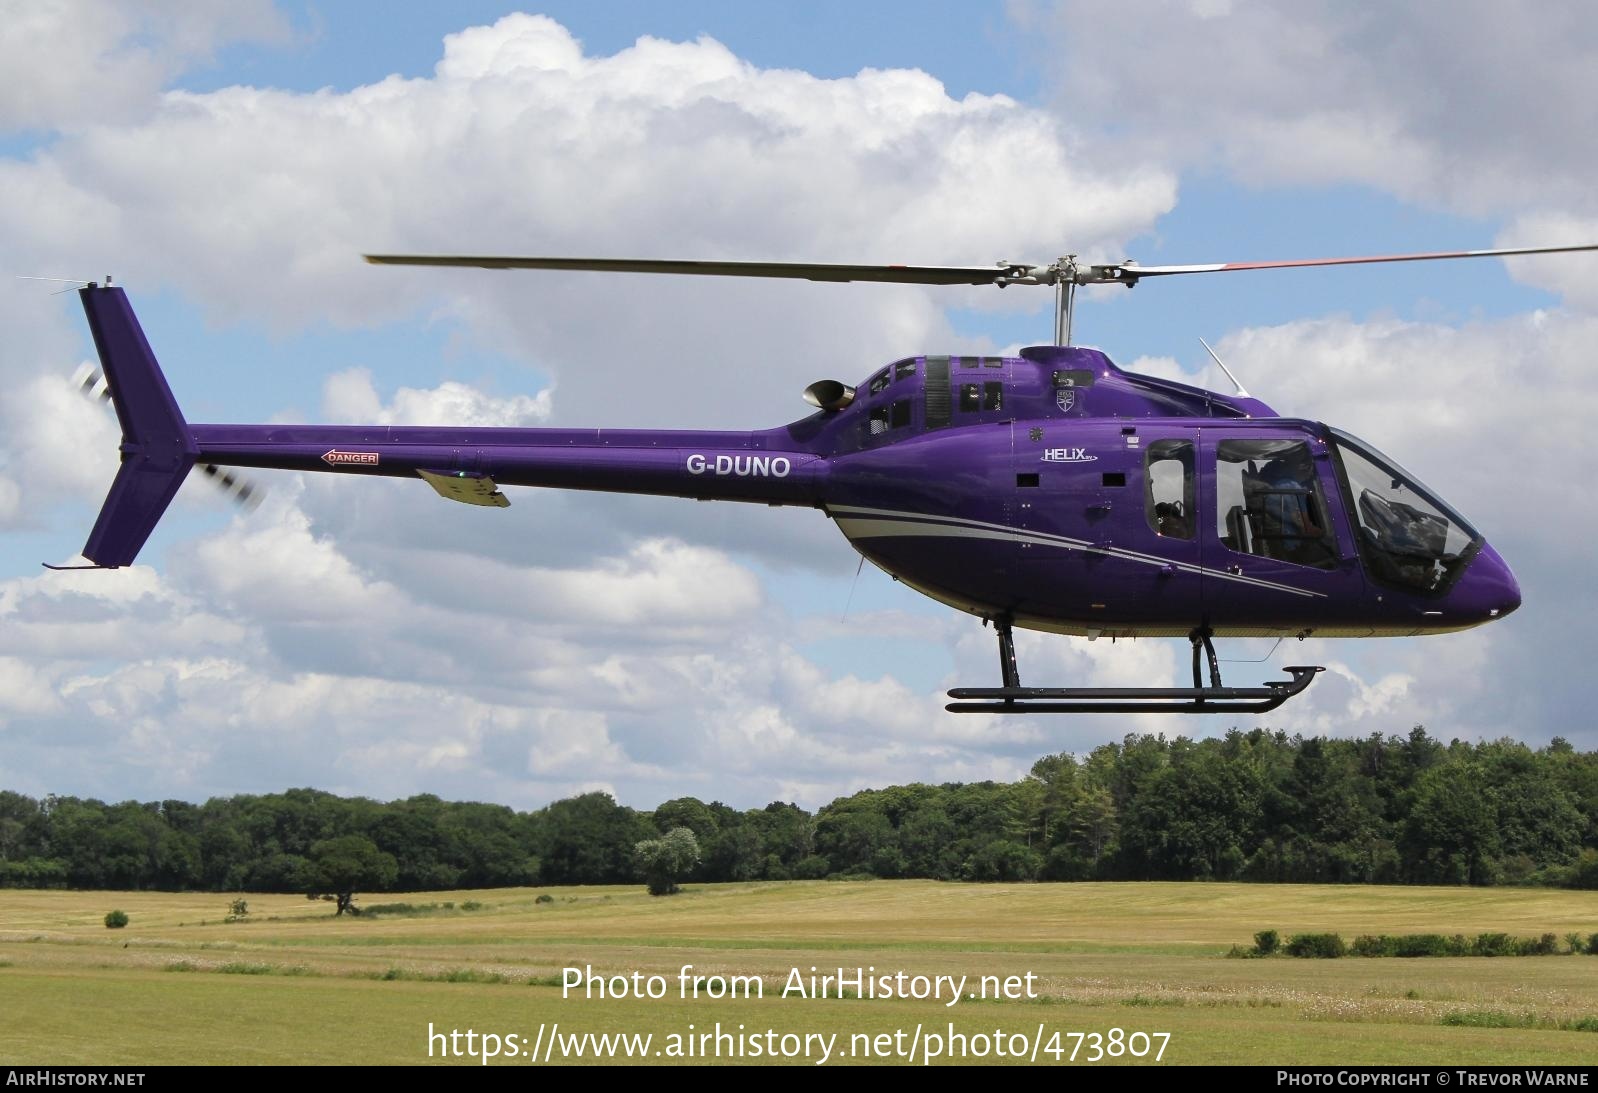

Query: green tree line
[2,728,1595,892]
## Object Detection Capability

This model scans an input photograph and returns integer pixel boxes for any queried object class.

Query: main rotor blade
[367,243,1598,292]
[1103,242,1598,284]
[364,254,1027,286]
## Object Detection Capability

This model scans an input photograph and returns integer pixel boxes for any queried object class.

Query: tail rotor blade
[72,363,111,403]
[200,463,265,512]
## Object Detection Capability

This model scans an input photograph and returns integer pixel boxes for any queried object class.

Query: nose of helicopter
[1451,541,1521,624]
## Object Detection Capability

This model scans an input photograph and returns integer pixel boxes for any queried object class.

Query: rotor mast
[1055,257,1078,347]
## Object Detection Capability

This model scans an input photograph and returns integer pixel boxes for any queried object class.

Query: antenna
[17,275,100,296]
[1199,336,1249,398]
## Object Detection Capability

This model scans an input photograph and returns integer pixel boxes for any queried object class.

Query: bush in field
[104,910,128,929]
[634,827,699,896]
[1395,934,1453,957]
[1285,933,1346,958]
[1420,934,1470,956]
[1253,930,1280,956]
[361,902,421,916]
[1473,933,1514,957]
[1343,932,1569,958]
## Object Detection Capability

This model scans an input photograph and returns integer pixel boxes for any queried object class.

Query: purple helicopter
[60,244,1594,714]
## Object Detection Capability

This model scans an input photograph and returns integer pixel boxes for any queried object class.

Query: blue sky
[186,2,1035,99]
[2,2,1595,810]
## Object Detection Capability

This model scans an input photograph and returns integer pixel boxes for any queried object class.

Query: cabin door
[1199,429,1364,629]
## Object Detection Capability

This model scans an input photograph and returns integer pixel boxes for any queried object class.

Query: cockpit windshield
[1330,428,1481,594]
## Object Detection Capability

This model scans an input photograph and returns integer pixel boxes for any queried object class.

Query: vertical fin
[78,286,197,568]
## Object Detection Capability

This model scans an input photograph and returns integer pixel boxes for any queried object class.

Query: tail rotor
[71,361,263,513]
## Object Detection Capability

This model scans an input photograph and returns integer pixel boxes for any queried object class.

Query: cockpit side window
[1331,431,1480,593]
[1216,440,1336,569]
[1145,439,1194,540]
[868,369,890,395]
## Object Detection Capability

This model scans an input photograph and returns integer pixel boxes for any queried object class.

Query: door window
[1216,440,1336,569]
[1144,439,1194,540]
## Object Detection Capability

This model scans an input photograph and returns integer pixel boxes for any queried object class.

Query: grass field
[2,880,1596,1065]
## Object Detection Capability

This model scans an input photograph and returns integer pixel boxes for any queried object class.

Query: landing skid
[945,622,1323,714]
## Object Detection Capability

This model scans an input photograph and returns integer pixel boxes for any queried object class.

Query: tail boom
[192,424,824,506]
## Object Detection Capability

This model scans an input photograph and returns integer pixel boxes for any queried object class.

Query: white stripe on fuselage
[829,504,1326,599]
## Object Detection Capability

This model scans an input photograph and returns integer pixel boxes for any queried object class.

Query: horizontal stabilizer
[417,468,510,507]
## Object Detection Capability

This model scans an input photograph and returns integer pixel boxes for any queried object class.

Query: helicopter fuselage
[185,339,1519,643]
